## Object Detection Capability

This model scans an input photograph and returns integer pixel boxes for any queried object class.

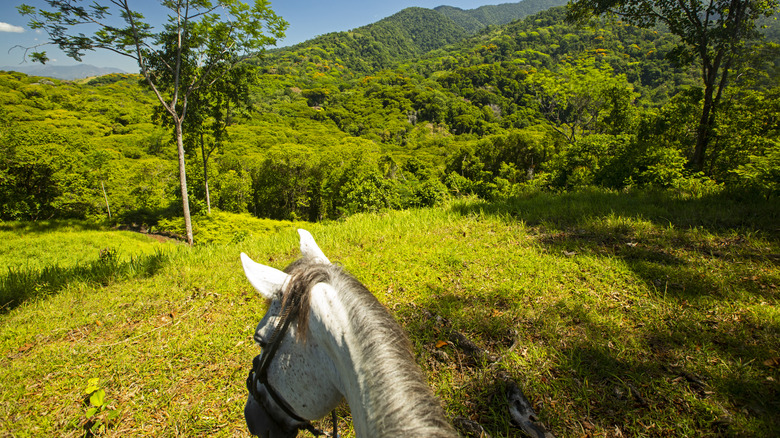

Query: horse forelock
[281,258,329,341]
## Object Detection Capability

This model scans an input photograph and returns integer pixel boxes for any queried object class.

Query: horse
[241,229,458,438]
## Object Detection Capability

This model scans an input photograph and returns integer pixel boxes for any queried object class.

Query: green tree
[19,0,287,244]
[528,59,637,144]
[251,145,320,221]
[567,0,779,172]
[152,31,259,216]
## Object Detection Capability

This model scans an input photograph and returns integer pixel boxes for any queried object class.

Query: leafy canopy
[18,0,287,66]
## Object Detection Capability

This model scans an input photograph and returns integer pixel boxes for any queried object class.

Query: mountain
[264,0,570,74]
[435,0,568,34]
[265,7,467,73]
[3,5,778,224]
[0,64,126,80]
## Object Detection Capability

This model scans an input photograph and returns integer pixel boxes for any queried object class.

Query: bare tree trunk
[693,52,731,173]
[101,181,111,219]
[175,120,194,245]
[200,131,212,215]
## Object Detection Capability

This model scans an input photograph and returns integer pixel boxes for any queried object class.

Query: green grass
[0,222,179,312]
[1,190,778,437]
[0,220,170,271]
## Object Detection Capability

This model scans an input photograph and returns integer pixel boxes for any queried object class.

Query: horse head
[241,230,458,438]
[240,230,341,438]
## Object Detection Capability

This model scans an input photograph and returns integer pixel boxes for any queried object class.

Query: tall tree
[18,0,287,244]
[151,26,258,216]
[198,63,258,214]
[567,0,779,172]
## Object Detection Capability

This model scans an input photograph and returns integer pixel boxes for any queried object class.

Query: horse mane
[282,258,409,349]
[281,257,456,436]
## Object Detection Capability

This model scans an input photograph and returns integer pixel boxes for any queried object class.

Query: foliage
[436,0,568,34]
[527,58,639,143]
[157,210,300,245]
[82,377,120,435]
[2,4,779,233]
[567,0,780,171]
[259,1,568,75]
[18,0,288,245]
[732,140,780,199]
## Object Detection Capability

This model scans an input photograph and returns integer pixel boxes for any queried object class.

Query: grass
[0,222,180,312]
[1,189,778,437]
[0,220,169,271]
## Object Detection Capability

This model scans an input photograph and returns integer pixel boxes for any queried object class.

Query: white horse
[241,229,458,438]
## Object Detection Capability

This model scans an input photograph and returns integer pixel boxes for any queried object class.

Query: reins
[250,288,338,437]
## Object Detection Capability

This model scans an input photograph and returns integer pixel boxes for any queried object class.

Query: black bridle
[247,292,338,438]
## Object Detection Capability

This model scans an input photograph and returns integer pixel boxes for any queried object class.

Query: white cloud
[0,22,25,33]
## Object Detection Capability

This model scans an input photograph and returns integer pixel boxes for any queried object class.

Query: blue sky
[0,0,506,72]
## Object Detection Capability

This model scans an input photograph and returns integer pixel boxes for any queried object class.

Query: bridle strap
[251,292,338,437]
[257,309,305,421]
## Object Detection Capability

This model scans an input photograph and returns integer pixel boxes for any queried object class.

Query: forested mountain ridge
[265,0,568,74]
[1,5,778,227]
[263,8,461,75]
[406,6,700,105]
[435,0,568,34]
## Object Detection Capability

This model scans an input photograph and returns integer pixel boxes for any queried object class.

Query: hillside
[1,6,779,226]
[435,0,568,33]
[2,196,779,436]
[286,7,469,73]
[266,0,569,74]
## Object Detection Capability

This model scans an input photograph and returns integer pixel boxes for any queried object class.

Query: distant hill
[266,7,467,73]
[264,0,569,74]
[435,0,568,34]
[0,64,126,80]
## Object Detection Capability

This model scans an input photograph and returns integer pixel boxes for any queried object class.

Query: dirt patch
[146,233,177,243]
[116,224,184,243]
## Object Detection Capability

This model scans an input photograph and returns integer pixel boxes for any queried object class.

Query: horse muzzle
[245,366,300,438]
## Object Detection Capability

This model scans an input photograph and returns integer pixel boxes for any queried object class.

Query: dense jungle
[2,3,778,236]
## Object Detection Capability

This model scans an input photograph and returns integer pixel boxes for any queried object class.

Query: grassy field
[1,190,778,437]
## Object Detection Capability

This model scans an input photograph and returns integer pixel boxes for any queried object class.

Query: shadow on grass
[552,302,780,436]
[404,288,780,437]
[451,188,780,237]
[452,189,780,302]
[0,250,172,313]
[405,185,780,435]
[0,219,112,234]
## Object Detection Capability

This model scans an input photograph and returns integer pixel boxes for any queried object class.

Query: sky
[0,0,507,72]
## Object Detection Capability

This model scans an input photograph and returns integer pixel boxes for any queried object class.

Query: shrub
[156,210,299,245]
[636,146,687,187]
[546,134,633,189]
[731,140,780,199]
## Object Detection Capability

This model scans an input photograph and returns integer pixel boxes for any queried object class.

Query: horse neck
[309,281,456,437]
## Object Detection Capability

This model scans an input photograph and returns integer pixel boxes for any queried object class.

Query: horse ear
[240,253,290,299]
[298,229,331,264]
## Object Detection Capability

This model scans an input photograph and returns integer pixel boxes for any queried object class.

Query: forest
[1,4,778,239]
